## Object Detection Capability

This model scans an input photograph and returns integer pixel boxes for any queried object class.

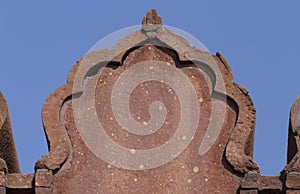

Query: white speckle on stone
[159,106,163,111]
[166,62,171,66]
[143,121,148,125]
[134,178,137,182]
[191,75,195,79]
[187,179,192,184]
[218,144,222,147]
[205,178,209,182]
[193,166,199,173]
[130,149,136,154]
[160,80,164,83]
[182,135,187,140]
[109,72,112,76]
[137,116,141,120]
[111,133,114,137]
[199,98,203,103]
[149,66,154,70]
[110,117,113,120]
[145,91,149,94]
[139,165,144,169]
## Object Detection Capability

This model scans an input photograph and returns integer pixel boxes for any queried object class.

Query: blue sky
[1,1,300,175]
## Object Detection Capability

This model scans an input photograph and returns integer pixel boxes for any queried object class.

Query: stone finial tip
[142,9,162,25]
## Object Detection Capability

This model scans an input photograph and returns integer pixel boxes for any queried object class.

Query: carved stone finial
[142,9,162,25]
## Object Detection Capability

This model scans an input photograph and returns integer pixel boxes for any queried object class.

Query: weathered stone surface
[241,172,282,191]
[5,174,34,189]
[240,190,258,194]
[35,171,52,188]
[286,96,300,172]
[0,172,4,194]
[24,9,256,194]
[0,172,5,187]
[33,10,262,193]
[142,9,162,25]
[286,172,300,189]
[0,93,20,173]
[50,46,239,193]
[34,85,70,171]
[286,190,300,194]
[0,9,300,193]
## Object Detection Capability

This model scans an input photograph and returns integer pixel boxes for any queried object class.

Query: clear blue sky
[1,1,300,175]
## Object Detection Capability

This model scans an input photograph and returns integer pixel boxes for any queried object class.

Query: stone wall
[0,10,299,194]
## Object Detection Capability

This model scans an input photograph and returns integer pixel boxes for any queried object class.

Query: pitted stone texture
[142,9,162,25]
[35,10,261,193]
[0,93,20,173]
[0,9,299,194]
[286,190,300,194]
[6,174,34,189]
[286,172,300,189]
[286,96,300,172]
[35,171,52,188]
[241,172,282,191]
[240,190,258,194]
[50,45,242,193]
